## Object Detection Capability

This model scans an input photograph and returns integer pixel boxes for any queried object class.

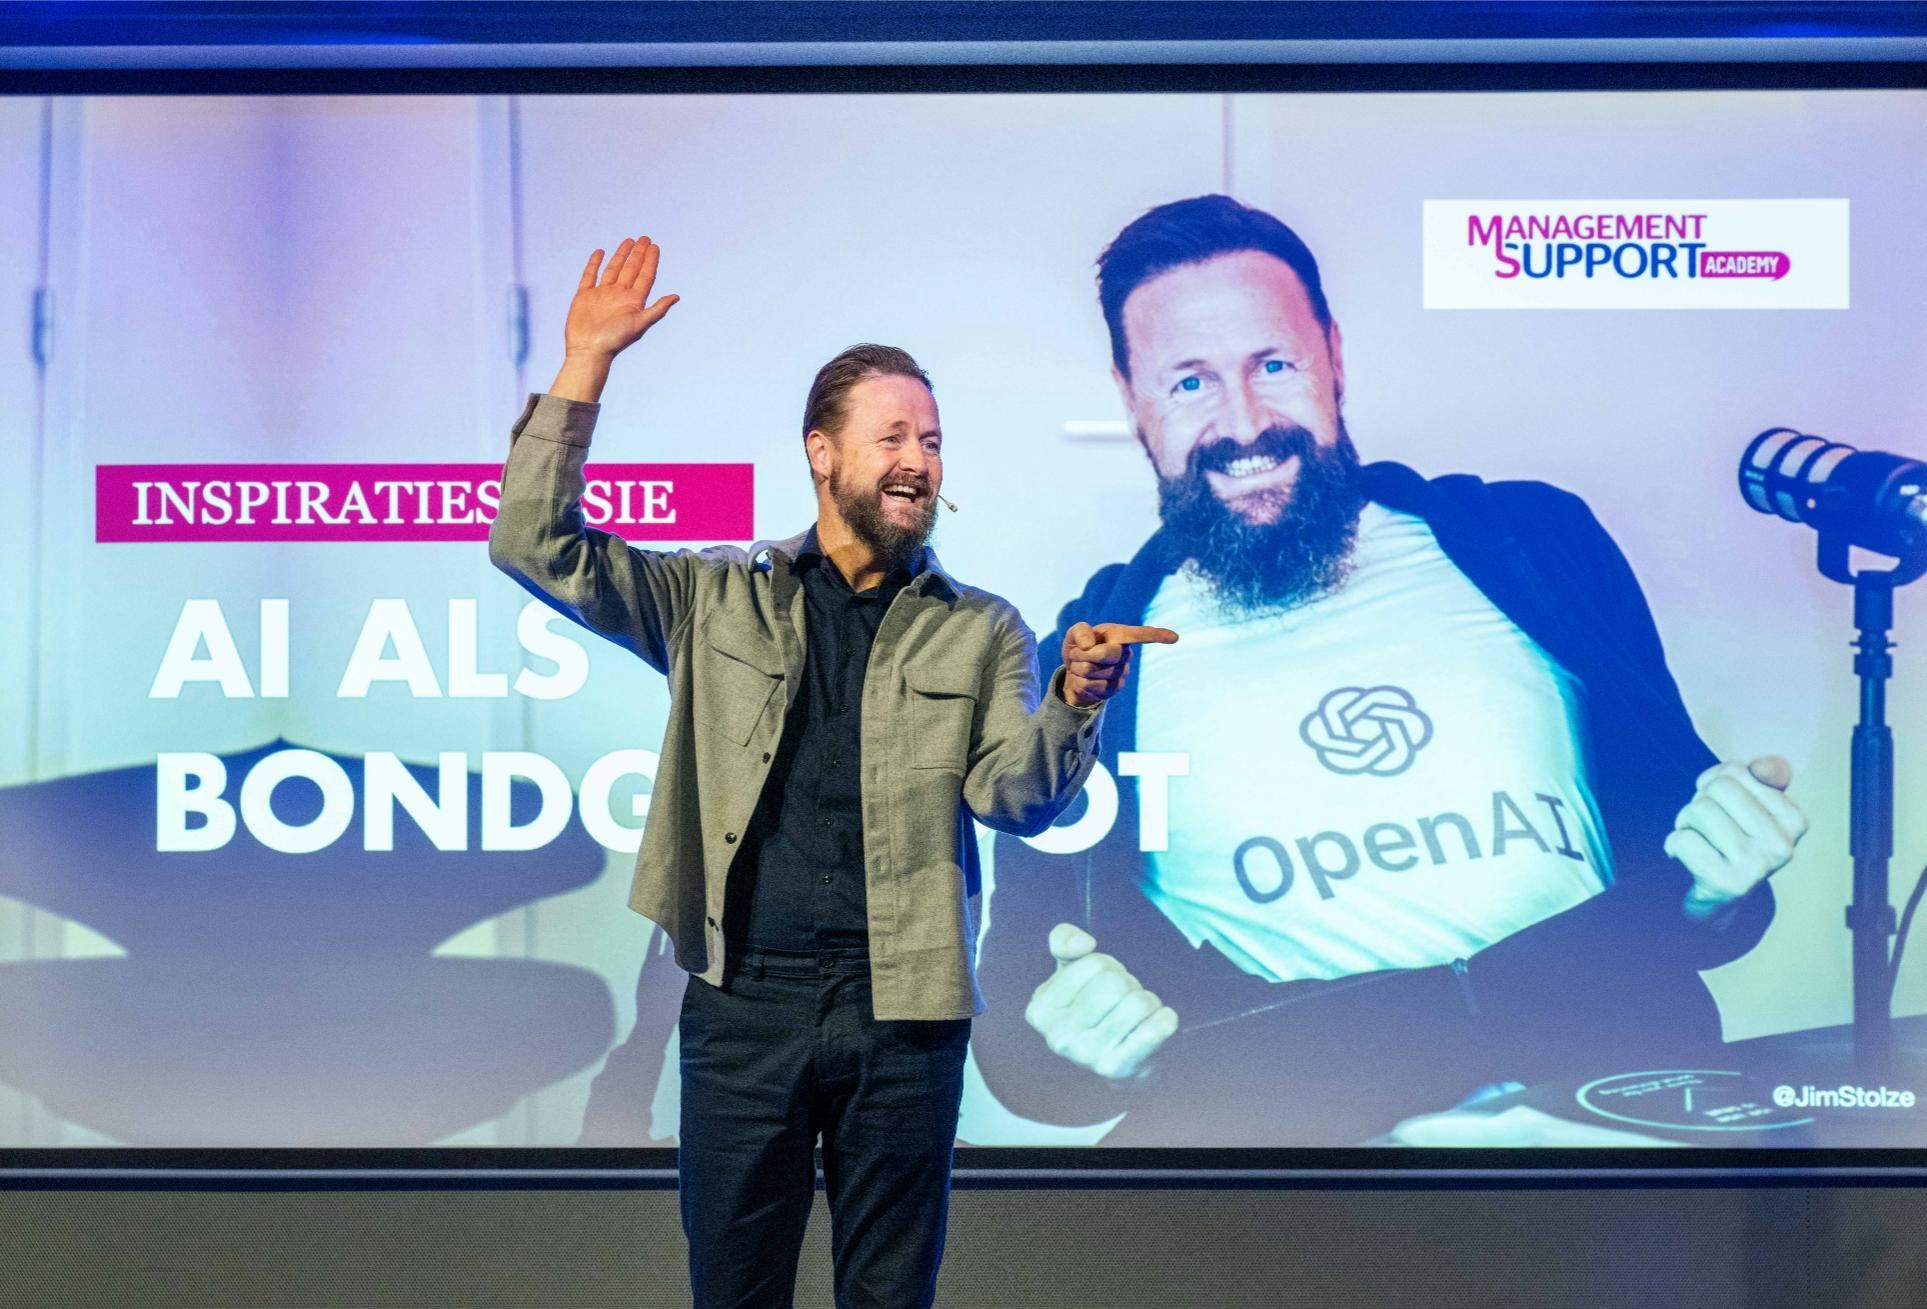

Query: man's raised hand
[564,235,679,363]
[1060,622,1179,709]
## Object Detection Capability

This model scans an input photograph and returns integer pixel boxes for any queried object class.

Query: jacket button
[762,752,771,763]
[724,832,737,844]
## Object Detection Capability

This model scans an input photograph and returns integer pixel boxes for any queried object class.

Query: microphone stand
[1817,529,1926,1081]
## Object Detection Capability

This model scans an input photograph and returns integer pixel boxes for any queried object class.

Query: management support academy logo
[1423,199,1848,310]
[1300,685,1434,777]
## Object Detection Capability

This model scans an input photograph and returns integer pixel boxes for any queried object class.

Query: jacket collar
[1079,458,1712,776]
[1074,460,1523,774]
[751,524,960,604]
[1099,460,1506,617]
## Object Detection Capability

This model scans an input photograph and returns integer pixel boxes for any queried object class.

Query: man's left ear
[805,430,834,484]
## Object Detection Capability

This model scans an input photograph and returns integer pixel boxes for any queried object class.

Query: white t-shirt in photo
[1136,502,1613,983]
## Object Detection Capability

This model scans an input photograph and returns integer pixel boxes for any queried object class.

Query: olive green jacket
[487,393,1104,1019]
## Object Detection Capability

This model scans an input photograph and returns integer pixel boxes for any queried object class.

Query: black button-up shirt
[722,534,912,950]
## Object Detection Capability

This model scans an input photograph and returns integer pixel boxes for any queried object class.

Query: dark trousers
[677,945,970,1309]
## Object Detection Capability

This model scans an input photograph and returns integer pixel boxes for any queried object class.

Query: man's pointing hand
[1060,622,1179,708]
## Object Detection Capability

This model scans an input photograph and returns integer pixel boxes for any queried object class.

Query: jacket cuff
[510,391,601,449]
[1685,879,1775,966]
[1041,665,1105,750]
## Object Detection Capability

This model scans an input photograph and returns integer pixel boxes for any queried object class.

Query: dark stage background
[4,1181,1927,1308]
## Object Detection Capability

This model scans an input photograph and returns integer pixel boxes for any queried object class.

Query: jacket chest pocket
[697,615,785,747]
[904,661,980,771]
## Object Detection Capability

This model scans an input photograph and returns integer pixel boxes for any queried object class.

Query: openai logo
[1300,685,1434,777]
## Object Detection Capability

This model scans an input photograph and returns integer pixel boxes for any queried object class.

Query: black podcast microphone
[1739,429,1927,559]
[1740,430,1925,1083]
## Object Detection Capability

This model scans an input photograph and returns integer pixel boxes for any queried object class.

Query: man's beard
[1154,419,1365,616]
[829,463,939,571]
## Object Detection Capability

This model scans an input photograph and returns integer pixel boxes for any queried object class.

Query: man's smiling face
[820,372,942,567]
[1113,248,1365,614]
[1114,249,1348,527]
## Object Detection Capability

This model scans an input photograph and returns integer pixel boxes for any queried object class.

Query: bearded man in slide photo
[972,195,1811,1148]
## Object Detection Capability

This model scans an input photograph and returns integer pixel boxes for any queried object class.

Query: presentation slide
[1,87,1923,1150]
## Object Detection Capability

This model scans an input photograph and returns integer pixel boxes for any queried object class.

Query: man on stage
[488,234,1173,1306]
[973,195,1812,1146]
